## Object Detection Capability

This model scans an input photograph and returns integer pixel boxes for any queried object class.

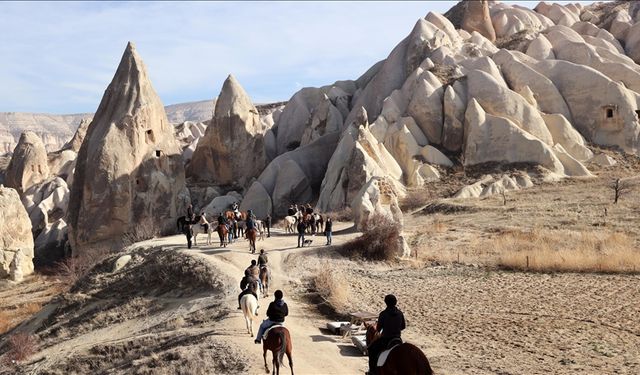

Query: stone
[453,175,494,199]
[442,81,467,152]
[239,181,272,219]
[491,6,553,38]
[351,176,403,231]
[0,186,34,280]
[48,149,77,185]
[68,42,188,253]
[463,99,564,173]
[187,75,266,187]
[407,71,444,144]
[418,164,440,182]
[526,34,556,60]
[552,144,593,177]
[112,254,132,272]
[300,94,343,147]
[5,131,50,195]
[420,145,453,167]
[384,124,423,186]
[461,0,496,42]
[203,194,240,219]
[590,153,617,167]
[274,87,325,156]
[272,159,314,217]
[34,219,68,267]
[542,113,593,161]
[62,118,91,152]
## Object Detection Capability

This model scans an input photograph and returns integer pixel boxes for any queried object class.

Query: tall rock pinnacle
[67,41,188,253]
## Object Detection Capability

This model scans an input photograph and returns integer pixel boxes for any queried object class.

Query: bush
[2,332,37,364]
[339,213,402,261]
[122,218,159,245]
[400,189,433,212]
[312,265,350,312]
[324,207,353,222]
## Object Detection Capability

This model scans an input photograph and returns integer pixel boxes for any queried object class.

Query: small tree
[611,178,633,204]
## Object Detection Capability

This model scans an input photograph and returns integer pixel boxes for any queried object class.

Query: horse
[225,210,247,222]
[259,266,271,297]
[365,323,433,375]
[255,220,266,241]
[313,213,324,234]
[216,223,229,247]
[177,215,200,231]
[263,326,294,375]
[283,216,297,233]
[236,220,246,239]
[247,227,258,254]
[240,279,260,336]
[192,215,212,246]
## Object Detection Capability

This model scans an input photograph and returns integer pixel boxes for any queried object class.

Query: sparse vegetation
[325,207,353,222]
[400,188,433,212]
[122,217,159,245]
[2,332,37,365]
[493,229,639,273]
[312,265,350,312]
[610,177,636,204]
[338,213,401,261]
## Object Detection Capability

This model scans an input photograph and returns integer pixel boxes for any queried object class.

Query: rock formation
[68,42,187,253]
[5,131,50,194]
[62,118,91,152]
[461,0,496,42]
[0,185,34,281]
[187,75,266,187]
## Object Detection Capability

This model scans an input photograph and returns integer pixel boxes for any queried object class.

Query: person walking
[297,219,306,248]
[265,214,271,238]
[324,217,333,245]
[182,220,193,249]
[255,289,289,344]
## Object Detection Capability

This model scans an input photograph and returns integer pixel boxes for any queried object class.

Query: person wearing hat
[367,294,406,375]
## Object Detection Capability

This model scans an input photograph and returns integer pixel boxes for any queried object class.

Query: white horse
[283,216,296,233]
[192,215,212,246]
[240,279,260,336]
[255,220,266,241]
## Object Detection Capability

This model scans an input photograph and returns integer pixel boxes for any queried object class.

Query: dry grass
[312,265,350,312]
[325,207,353,222]
[339,213,402,261]
[123,218,159,245]
[0,311,10,334]
[492,229,640,273]
[400,188,434,212]
[2,332,37,364]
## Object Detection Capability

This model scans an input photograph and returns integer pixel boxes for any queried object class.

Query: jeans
[256,319,283,342]
[297,232,305,247]
[326,231,332,245]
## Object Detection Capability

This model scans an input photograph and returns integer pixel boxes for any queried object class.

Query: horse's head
[365,321,380,346]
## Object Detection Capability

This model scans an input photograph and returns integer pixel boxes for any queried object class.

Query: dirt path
[166,223,366,374]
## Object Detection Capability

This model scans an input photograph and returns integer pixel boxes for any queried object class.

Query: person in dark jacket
[257,249,268,267]
[187,204,195,222]
[297,220,306,248]
[237,270,259,309]
[217,212,227,226]
[182,221,193,249]
[367,294,406,375]
[255,289,289,343]
[324,217,333,245]
[265,215,271,237]
[287,205,296,217]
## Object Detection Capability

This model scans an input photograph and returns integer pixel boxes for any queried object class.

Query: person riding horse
[246,209,256,237]
[367,294,406,375]
[238,269,259,310]
[258,249,268,268]
[217,212,227,226]
[246,259,262,289]
[255,289,288,344]
[187,204,195,222]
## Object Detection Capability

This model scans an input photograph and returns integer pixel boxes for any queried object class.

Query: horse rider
[258,249,268,268]
[296,219,306,248]
[217,212,227,226]
[231,201,239,212]
[255,289,288,344]
[305,203,313,216]
[246,259,262,289]
[287,205,296,217]
[367,294,406,375]
[246,209,256,237]
[237,269,259,310]
[264,215,271,238]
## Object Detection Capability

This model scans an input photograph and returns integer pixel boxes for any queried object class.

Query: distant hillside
[0,100,217,154]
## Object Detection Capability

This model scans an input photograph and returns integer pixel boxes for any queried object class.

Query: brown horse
[263,326,293,375]
[365,323,433,375]
[216,223,228,247]
[247,228,258,254]
[225,210,247,222]
[259,266,271,297]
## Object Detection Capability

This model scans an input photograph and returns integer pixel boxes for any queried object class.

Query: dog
[303,239,313,247]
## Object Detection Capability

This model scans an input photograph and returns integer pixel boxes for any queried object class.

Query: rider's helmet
[274,290,283,300]
[260,249,265,254]
[384,294,397,307]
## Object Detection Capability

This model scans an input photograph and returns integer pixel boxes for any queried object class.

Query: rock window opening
[31,165,35,172]
[145,129,155,144]
[635,110,640,119]
[606,108,614,119]
[155,150,161,157]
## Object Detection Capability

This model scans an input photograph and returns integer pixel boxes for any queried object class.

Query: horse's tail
[277,329,287,367]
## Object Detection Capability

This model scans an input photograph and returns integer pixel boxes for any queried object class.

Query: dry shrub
[339,213,401,261]
[325,207,353,222]
[54,255,94,287]
[0,311,11,334]
[493,229,640,273]
[123,218,159,245]
[400,189,432,212]
[312,265,350,312]
[2,332,37,364]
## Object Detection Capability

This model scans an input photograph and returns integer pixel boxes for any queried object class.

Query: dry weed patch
[2,332,37,364]
[339,213,402,261]
[492,229,639,273]
[312,265,350,312]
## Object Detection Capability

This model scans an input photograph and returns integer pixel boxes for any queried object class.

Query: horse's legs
[286,350,293,375]
[263,348,269,374]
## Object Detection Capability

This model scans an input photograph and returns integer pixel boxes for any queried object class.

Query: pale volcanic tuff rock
[62,118,91,153]
[5,131,50,195]
[187,75,266,187]
[0,186,34,281]
[461,0,496,42]
[68,42,188,253]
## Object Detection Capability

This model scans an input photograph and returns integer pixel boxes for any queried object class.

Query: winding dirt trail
[177,223,365,374]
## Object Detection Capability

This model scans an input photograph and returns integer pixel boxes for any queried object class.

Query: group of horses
[283,210,324,235]
[177,210,266,253]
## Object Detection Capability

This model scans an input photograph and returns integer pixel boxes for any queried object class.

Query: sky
[0,1,596,114]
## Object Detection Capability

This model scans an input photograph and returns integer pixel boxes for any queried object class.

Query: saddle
[377,339,403,367]
[262,323,285,340]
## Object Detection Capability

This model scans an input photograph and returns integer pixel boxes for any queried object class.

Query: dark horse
[262,326,293,375]
[177,215,201,231]
[365,323,433,375]
[247,227,258,254]
[259,266,271,297]
[216,223,228,247]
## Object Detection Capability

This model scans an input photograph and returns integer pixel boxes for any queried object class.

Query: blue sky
[0,1,594,114]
